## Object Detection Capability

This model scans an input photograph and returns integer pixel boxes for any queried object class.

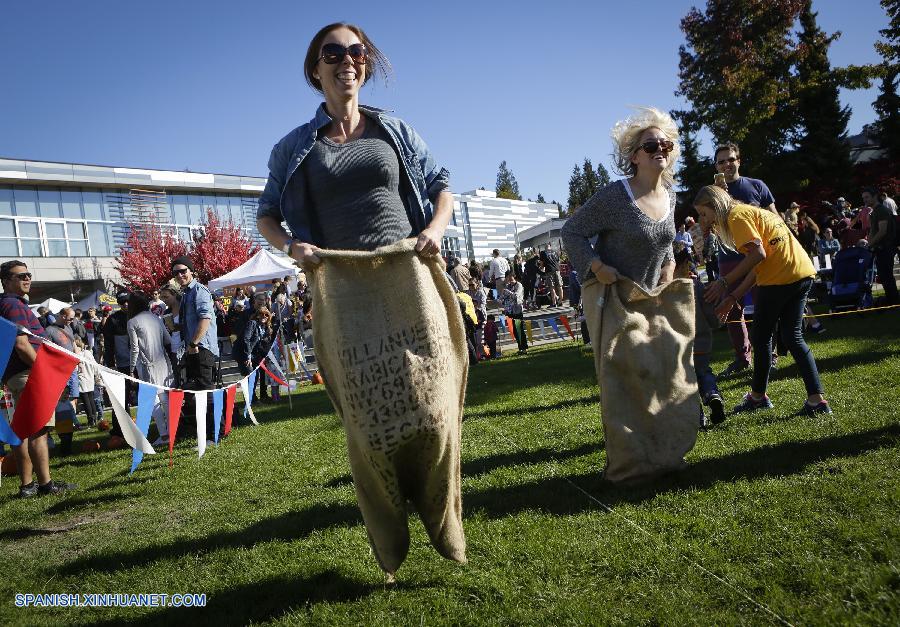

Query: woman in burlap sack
[255,23,465,578]
[561,107,701,483]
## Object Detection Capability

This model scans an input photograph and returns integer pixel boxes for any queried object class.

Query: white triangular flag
[239,375,259,426]
[195,392,207,457]
[99,369,155,454]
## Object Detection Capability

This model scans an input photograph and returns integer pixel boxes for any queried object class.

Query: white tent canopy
[29,297,71,314]
[208,249,299,291]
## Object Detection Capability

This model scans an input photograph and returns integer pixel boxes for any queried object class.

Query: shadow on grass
[247,389,337,423]
[325,441,601,489]
[464,393,600,422]
[464,423,900,518]
[60,501,363,576]
[43,492,126,516]
[773,349,898,381]
[92,570,395,626]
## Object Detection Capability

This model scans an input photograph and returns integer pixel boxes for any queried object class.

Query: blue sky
[0,0,889,205]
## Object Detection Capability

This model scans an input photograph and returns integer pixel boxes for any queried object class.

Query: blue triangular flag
[547,317,564,339]
[0,317,17,377]
[212,389,224,444]
[130,383,158,474]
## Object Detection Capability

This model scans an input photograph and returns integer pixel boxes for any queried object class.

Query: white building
[448,189,560,261]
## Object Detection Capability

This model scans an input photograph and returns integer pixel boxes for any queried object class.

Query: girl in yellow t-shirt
[693,185,830,416]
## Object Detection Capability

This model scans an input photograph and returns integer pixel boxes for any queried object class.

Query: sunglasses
[319,43,368,65]
[10,272,32,280]
[172,268,190,277]
[639,139,674,154]
[716,156,738,166]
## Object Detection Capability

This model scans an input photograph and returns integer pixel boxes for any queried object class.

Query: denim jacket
[181,279,219,357]
[257,103,449,245]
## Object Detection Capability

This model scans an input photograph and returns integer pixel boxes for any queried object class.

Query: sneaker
[37,480,76,496]
[802,400,832,416]
[708,394,727,424]
[717,360,750,380]
[732,393,774,413]
[17,481,38,499]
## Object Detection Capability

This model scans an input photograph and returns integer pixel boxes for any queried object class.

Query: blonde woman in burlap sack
[561,107,701,484]
[255,23,465,578]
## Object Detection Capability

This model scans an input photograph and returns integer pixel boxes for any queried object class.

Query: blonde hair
[611,106,681,188]
[693,185,738,250]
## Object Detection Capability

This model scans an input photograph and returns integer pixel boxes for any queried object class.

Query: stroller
[827,247,875,312]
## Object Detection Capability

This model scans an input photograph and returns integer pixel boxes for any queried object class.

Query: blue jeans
[751,278,823,397]
[694,353,719,403]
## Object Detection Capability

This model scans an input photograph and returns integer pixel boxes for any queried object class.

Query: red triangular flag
[168,389,184,468]
[559,315,575,340]
[11,343,80,440]
[505,316,515,337]
[224,385,236,436]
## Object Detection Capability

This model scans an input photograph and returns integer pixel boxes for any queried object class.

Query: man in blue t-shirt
[712,142,778,379]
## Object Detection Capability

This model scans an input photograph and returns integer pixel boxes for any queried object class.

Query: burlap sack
[582,277,700,484]
[308,238,468,574]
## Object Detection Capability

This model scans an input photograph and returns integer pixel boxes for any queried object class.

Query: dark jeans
[79,391,98,426]
[694,353,719,402]
[875,245,898,304]
[184,347,217,440]
[750,278,823,397]
[508,313,528,352]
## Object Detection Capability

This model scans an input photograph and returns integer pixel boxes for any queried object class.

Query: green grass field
[0,310,898,625]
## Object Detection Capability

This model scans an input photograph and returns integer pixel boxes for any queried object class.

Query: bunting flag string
[559,315,575,340]
[167,389,184,468]
[260,361,288,388]
[497,314,507,334]
[131,383,158,474]
[195,393,208,458]
[525,320,534,343]
[223,385,236,436]
[212,389,224,445]
[505,316,516,338]
[241,371,259,426]
[100,369,155,455]
[12,343,81,440]
[547,317,564,339]
[537,319,547,340]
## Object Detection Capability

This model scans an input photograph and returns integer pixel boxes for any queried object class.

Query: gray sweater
[561,179,676,290]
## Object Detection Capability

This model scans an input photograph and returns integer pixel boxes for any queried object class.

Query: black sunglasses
[172,268,190,277]
[8,272,32,280]
[319,43,368,65]
[638,139,675,154]
[716,156,738,166]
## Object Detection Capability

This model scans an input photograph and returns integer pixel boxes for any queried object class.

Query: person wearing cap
[170,255,219,444]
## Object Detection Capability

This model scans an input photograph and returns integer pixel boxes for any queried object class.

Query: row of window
[0,185,258,227]
[0,217,114,258]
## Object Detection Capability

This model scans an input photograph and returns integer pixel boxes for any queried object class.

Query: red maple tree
[188,208,261,285]
[116,222,189,293]
[116,208,261,292]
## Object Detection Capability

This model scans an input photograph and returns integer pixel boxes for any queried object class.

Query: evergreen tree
[495,161,522,200]
[672,109,713,199]
[567,164,584,214]
[536,193,546,203]
[552,201,564,218]
[794,1,853,191]
[581,158,600,201]
[874,0,900,161]
[595,162,611,188]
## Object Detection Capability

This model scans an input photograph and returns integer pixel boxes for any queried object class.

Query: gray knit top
[299,122,414,251]
[561,179,676,290]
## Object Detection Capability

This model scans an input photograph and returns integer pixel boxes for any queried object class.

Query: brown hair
[714,142,740,161]
[303,23,392,94]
